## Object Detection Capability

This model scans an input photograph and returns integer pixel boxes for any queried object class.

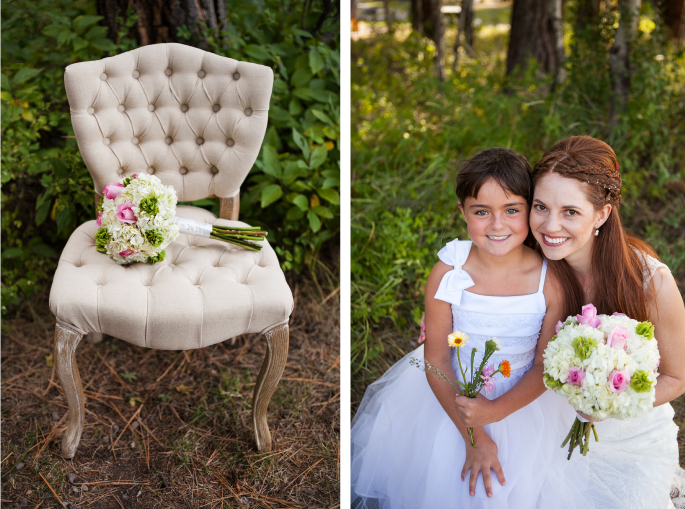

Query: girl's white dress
[351,239,592,508]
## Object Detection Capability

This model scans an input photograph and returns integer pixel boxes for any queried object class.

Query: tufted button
[180,104,189,112]
[87,107,95,115]
[165,136,173,145]
[100,73,107,80]
[118,104,125,113]
[117,168,124,175]
[131,137,139,145]
[233,72,240,80]
[164,68,173,76]
[132,70,140,79]
[147,167,155,174]
[103,137,111,146]
[147,104,155,112]
[179,167,188,175]
[198,70,206,78]
[196,137,204,145]
[226,138,235,147]
[212,104,221,112]
[210,166,219,174]
[244,108,253,116]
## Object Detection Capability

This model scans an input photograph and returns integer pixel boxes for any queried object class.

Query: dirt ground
[1,264,340,509]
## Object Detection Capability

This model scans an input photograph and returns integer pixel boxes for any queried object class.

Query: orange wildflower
[501,360,511,378]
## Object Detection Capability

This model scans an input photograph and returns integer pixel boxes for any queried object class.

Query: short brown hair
[456,148,533,204]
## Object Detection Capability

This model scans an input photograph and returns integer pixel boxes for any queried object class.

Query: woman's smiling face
[529,172,610,265]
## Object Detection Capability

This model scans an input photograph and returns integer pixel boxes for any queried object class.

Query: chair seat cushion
[49,206,293,350]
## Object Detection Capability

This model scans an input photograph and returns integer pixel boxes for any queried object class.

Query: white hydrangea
[96,174,180,265]
[543,311,659,420]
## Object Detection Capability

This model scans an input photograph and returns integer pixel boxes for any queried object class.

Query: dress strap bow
[434,239,474,307]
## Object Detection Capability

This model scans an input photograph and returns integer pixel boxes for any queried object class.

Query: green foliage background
[1,0,340,316]
[351,4,685,406]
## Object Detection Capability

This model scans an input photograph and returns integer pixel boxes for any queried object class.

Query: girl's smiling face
[529,172,611,265]
[459,178,530,257]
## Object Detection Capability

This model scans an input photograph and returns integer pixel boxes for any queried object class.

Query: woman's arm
[648,268,685,406]
[453,269,564,425]
[424,261,506,498]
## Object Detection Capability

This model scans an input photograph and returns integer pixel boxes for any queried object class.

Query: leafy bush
[1,0,339,317]
[351,10,685,397]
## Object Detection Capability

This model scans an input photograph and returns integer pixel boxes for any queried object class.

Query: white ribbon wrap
[576,413,590,423]
[174,216,213,238]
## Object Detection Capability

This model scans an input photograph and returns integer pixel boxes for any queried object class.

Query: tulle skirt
[351,346,594,509]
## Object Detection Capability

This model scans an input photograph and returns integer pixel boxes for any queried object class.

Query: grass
[1,261,340,508]
[350,16,685,465]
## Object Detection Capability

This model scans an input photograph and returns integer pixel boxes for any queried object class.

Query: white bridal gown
[351,239,592,508]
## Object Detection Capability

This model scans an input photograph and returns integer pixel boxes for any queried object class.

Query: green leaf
[268,105,292,123]
[292,129,309,159]
[13,68,42,85]
[261,185,283,208]
[89,38,117,52]
[32,243,57,257]
[318,188,340,204]
[72,36,89,52]
[1,73,9,90]
[309,146,328,169]
[309,48,325,74]
[292,28,312,38]
[323,178,339,189]
[312,205,334,219]
[307,210,321,232]
[244,44,271,61]
[288,98,303,116]
[292,87,316,101]
[85,25,109,41]
[49,158,69,178]
[57,29,76,46]
[310,108,334,125]
[286,206,304,220]
[72,15,104,35]
[2,248,23,259]
[262,145,282,178]
[312,89,336,103]
[293,194,309,211]
[291,68,313,88]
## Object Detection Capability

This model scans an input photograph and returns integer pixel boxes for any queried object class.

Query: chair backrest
[64,43,273,202]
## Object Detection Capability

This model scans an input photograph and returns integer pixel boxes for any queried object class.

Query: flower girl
[351,148,591,508]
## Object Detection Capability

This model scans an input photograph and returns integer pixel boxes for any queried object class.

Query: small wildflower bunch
[411,331,510,447]
[543,304,660,459]
[95,174,267,265]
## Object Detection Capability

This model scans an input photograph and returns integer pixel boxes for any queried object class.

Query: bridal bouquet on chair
[543,304,659,459]
[95,174,267,265]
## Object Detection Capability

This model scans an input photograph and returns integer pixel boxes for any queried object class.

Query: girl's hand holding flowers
[454,393,500,427]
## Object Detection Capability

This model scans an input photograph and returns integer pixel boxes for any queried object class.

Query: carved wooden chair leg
[86,331,104,345]
[54,323,85,459]
[252,323,289,453]
[219,194,240,221]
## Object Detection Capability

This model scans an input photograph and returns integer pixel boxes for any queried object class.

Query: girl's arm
[453,269,564,425]
[647,268,685,406]
[425,261,506,498]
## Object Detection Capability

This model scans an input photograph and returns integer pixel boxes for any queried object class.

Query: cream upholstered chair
[49,43,293,458]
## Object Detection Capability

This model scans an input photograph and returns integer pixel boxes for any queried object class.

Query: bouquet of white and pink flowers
[95,174,266,265]
[543,304,659,459]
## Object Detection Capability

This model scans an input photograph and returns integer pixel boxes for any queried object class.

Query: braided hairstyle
[532,135,657,321]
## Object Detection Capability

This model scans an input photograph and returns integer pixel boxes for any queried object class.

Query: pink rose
[96,211,103,227]
[482,364,495,378]
[576,304,601,328]
[103,182,125,200]
[555,320,564,333]
[655,359,660,376]
[119,249,135,257]
[567,367,586,387]
[116,203,137,224]
[131,173,139,179]
[608,369,629,393]
[482,376,496,395]
[612,312,627,317]
[606,326,629,350]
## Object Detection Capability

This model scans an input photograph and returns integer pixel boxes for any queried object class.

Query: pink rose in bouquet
[576,304,601,328]
[606,326,629,350]
[608,369,629,393]
[103,182,125,200]
[116,203,137,224]
[567,367,586,387]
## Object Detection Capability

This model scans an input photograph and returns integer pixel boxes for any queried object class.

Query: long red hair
[531,136,657,321]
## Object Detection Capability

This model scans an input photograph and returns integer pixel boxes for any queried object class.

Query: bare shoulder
[542,261,563,311]
[650,267,684,315]
[426,261,452,292]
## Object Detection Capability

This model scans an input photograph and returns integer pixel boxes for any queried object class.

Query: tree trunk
[506,0,557,77]
[549,0,565,88]
[463,0,474,48]
[575,0,600,33]
[411,0,424,33]
[96,0,226,48]
[383,0,392,31]
[432,0,445,81]
[609,0,641,130]
[412,0,438,40]
[351,0,358,33]
[658,0,685,40]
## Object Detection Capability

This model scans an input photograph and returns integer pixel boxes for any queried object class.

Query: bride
[450,135,685,508]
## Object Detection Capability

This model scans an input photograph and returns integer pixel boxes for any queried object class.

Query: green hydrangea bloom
[636,321,655,340]
[122,176,133,187]
[146,250,166,264]
[544,374,564,391]
[139,196,159,215]
[572,336,597,361]
[630,370,653,393]
[96,197,104,212]
[549,334,558,342]
[95,227,110,253]
[145,229,164,247]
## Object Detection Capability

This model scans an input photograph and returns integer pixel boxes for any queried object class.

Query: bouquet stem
[563,417,598,460]
[175,218,267,252]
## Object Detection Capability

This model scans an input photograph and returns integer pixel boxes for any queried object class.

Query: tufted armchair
[49,43,293,458]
